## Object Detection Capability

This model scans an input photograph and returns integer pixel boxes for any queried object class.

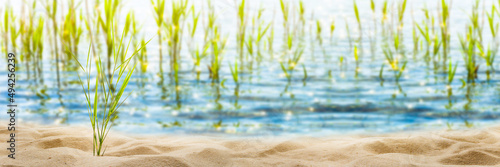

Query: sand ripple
[2,123,500,166]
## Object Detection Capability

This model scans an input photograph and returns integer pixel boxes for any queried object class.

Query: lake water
[1,0,500,137]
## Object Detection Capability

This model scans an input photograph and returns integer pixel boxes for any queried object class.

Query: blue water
[1,0,500,137]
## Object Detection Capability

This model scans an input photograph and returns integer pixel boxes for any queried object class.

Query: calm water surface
[1,0,500,136]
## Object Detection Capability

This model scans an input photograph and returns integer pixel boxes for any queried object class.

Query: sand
[2,123,500,167]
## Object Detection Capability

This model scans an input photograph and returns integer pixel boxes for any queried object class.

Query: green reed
[194,44,209,80]
[279,0,290,54]
[396,0,407,55]
[10,15,19,57]
[246,30,254,58]
[346,20,353,50]
[353,1,362,41]
[186,5,202,76]
[267,15,275,59]
[166,0,188,83]
[2,6,13,54]
[205,1,227,82]
[353,45,360,74]
[447,60,457,85]
[298,1,306,37]
[439,0,451,70]
[379,64,385,85]
[459,1,481,83]
[43,0,60,60]
[315,19,323,48]
[411,10,420,58]
[416,8,432,63]
[32,16,45,82]
[76,28,148,156]
[464,120,474,128]
[368,0,376,55]
[138,38,149,73]
[302,64,308,81]
[329,20,335,44]
[484,4,498,73]
[254,8,271,62]
[236,0,248,67]
[60,0,83,64]
[229,61,239,83]
[20,1,38,79]
[381,0,388,36]
[43,0,62,87]
[280,46,304,81]
[383,45,407,83]
[151,0,166,74]
[209,26,227,82]
[97,0,121,78]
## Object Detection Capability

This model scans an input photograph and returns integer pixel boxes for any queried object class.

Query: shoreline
[1,122,500,166]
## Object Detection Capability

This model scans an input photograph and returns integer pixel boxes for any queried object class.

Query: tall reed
[151,0,166,74]
[353,1,362,41]
[166,0,188,83]
[254,8,271,62]
[484,4,498,73]
[97,0,121,78]
[44,0,61,87]
[439,0,451,70]
[2,6,14,54]
[236,0,248,68]
[459,0,480,83]
[60,0,83,67]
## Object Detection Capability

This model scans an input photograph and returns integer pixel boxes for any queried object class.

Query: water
[1,0,500,137]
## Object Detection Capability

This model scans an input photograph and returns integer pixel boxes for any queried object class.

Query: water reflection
[4,0,500,136]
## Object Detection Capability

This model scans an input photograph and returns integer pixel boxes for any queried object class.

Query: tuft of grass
[76,29,149,156]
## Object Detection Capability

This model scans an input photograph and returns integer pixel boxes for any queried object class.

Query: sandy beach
[1,123,500,166]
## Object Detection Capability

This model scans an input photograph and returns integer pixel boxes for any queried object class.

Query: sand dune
[2,123,500,166]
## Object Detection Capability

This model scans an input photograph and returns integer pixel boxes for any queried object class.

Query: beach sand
[1,123,500,167]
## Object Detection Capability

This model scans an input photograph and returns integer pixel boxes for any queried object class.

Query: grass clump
[76,29,149,156]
